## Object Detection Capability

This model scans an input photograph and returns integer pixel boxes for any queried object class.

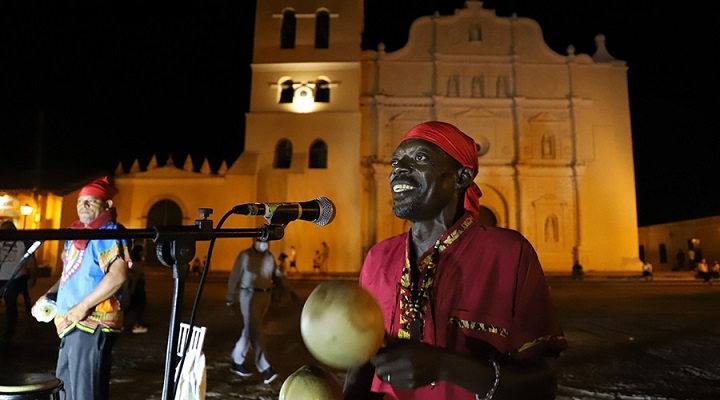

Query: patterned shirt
[55,223,131,338]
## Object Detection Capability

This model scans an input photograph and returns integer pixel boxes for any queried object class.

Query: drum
[0,373,63,400]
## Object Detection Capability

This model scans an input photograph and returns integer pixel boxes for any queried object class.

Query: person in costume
[226,238,296,384]
[343,121,567,400]
[32,176,131,400]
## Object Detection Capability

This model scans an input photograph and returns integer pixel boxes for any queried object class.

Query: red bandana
[79,176,118,201]
[67,208,117,250]
[400,121,483,219]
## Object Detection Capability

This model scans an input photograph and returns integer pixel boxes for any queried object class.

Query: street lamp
[20,203,33,229]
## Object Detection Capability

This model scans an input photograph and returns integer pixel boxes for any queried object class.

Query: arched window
[496,76,510,97]
[315,10,329,49]
[315,79,330,103]
[145,199,183,266]
[472,75,484,97]
[281,10,296,49]
[447,75,459,97]
[309,140,328,168]
[274,139,293,168]
[279,79,294,103]
[469,24,482,41]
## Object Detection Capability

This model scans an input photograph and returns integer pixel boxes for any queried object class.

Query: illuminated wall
[106,0,640,273]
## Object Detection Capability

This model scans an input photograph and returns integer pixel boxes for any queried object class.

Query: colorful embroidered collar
[397,214,474,340]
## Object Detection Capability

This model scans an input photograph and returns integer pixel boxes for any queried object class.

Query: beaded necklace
[397,215,474,341]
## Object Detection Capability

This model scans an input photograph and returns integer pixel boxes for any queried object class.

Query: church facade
[19,1,641,274]
[233,0,640,273]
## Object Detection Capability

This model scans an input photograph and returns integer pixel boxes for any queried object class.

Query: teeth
[393,184,414,193]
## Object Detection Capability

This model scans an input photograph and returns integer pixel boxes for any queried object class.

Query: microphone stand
[0,210,287,400]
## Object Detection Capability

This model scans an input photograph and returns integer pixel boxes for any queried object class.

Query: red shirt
[359,214,567,399]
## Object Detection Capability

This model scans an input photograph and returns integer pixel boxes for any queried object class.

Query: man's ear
[106,199,114,209]
[455,167,474,190]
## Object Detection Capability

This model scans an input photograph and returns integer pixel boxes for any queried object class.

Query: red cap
[78,176,119,200]
[400,121,482,219]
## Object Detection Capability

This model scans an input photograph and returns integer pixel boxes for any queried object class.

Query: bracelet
[475,358,500,400]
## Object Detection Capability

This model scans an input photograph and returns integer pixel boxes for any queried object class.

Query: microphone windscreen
[314,197,336,226]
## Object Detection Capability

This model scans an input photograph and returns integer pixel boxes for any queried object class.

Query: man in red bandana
[344,121,567,399]
[33,176,131,400]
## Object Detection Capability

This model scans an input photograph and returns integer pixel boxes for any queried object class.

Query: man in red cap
[33,176,131,400]
[344,121,567,399]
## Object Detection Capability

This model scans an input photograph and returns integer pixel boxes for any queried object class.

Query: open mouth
[392,183,415,193]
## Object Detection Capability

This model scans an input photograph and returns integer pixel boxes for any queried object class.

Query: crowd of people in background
[673,249,720,283]
[569,248,720,284]
[277,242,330,275]
[695,258,720,283]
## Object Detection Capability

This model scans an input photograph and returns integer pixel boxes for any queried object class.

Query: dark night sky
[1,1,718,227]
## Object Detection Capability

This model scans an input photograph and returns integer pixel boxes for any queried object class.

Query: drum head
[0,373,62,394]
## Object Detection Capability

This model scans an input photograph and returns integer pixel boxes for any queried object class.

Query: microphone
[26,240,43,255]
[232,197,336,226]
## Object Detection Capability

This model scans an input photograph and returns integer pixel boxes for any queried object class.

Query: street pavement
[1,268,718,400]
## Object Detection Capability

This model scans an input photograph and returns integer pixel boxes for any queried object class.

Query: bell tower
[243,0,365,272]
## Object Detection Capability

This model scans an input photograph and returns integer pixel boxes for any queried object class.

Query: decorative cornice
[252,62,361,72]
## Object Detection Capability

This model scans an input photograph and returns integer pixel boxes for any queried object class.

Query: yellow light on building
[20,203,33,229]
[292,85,315,113]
